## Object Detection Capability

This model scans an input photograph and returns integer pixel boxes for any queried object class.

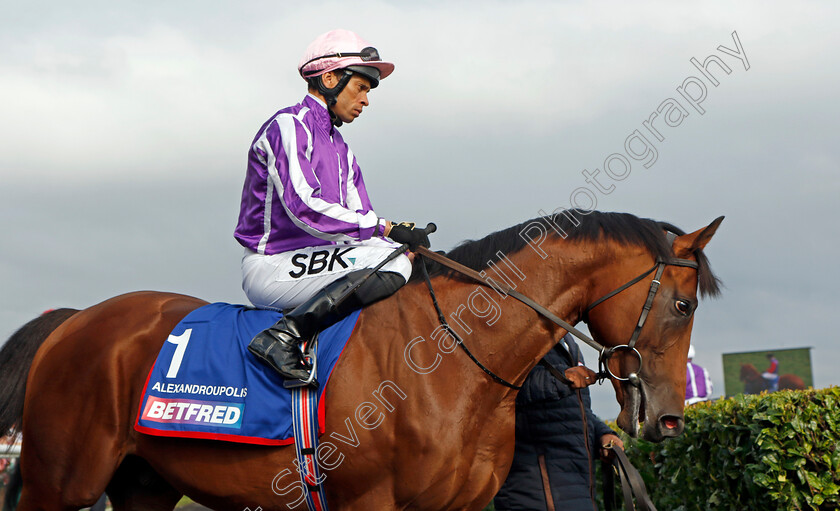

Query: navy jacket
[494,334,613,511]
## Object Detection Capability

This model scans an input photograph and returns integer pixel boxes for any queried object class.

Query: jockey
[234,29,430,384]
[685,344,713,405]
[762,353,780,391]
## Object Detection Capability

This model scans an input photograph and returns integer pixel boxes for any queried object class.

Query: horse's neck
[416,244,605,389]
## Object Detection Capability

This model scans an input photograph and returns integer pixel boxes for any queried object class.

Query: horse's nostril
[659,415,683,433]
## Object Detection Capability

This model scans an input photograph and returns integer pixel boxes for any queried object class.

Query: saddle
[135,303,360,445]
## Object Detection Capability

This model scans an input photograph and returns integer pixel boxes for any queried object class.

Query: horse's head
[583,217,723,442]
[740,363,758,381]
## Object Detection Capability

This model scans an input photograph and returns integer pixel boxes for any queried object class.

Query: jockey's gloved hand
[388,222,431,251]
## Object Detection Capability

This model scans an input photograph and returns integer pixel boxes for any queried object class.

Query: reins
[415,232,699,389]
[416,247,602,352]
[418,256,522,389]
[414,233,689,511]
[602,444,658,511]
[584,232,700,360]
[539,357,658,511]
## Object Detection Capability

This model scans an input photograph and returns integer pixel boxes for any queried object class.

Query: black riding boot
[248,270,405,383]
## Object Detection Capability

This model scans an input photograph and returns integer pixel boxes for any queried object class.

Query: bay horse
[0,211,722,510]
[739,363,806,394]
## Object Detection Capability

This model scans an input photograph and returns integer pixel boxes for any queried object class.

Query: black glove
[388,222,431,251]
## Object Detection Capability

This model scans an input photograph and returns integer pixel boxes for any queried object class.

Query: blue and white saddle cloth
[135,302,360,445]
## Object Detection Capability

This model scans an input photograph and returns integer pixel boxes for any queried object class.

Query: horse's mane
[411,211,721,298]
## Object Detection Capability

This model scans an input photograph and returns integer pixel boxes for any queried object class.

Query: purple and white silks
[685,362,713,405]
[234,94,383,255]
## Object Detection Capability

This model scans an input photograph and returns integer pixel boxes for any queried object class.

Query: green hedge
[619,387,840,510]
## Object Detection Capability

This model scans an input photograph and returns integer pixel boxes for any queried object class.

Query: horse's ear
[672,216,724,257]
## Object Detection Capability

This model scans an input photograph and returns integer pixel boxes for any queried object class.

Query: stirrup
[283,338,320,389]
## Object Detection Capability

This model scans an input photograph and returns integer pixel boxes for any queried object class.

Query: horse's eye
[674,300,692,316]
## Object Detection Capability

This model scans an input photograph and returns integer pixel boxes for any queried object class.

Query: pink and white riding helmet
[298,29,394,88]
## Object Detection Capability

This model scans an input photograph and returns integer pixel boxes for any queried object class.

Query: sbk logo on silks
[288,247,356,278]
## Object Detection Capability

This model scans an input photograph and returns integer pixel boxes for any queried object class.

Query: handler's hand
[564,366,597,389]
[599,433,624,461]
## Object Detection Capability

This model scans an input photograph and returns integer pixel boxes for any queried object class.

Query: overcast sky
[1,0,838,419]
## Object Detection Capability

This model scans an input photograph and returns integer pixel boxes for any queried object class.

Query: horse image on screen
[722,347,812,396]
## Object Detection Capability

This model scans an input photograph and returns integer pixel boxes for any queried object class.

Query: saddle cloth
[134,302,360,445]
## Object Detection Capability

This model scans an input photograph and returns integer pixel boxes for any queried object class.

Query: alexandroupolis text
[150,381,247,398]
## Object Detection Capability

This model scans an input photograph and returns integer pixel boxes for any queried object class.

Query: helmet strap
[310,70,354,127]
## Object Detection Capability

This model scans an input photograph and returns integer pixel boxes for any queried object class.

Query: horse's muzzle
[657,414,684,438]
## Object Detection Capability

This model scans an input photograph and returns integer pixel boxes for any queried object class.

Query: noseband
[416,232,699,389]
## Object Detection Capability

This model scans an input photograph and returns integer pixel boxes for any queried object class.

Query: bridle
[415,232,699,390]
[584,232,699,385]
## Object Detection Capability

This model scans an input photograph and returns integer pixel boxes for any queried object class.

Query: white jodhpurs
[242,237,412,310]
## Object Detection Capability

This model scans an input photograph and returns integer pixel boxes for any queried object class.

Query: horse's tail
[0,308,79,437]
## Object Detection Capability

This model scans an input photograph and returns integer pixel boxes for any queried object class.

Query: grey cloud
[2,1,839,421]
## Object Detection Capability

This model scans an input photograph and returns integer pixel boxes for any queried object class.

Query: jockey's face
[330,74,371,124]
